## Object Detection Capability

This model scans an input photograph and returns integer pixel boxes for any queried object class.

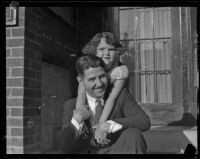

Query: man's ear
[76,76,83,82]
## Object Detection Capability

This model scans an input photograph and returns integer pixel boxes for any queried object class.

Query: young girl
[76,32,129,132]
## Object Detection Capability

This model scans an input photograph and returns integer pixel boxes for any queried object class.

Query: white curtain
[120,7,172,103]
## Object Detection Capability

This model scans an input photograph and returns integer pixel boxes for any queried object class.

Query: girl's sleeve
[109,65,129,83]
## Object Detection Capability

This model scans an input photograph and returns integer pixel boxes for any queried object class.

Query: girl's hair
[82,32,123,55]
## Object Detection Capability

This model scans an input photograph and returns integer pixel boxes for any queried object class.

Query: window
[119,7,172,104]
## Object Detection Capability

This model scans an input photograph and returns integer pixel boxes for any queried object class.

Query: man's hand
[94,122,111,145]
[73,106,90,124]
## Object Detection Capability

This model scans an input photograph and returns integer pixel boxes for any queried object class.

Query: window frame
[118,7,185,125]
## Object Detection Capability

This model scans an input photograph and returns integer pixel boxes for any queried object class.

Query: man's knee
[59,125,78,153]
[109,128,147,154]
[121,128,147,153]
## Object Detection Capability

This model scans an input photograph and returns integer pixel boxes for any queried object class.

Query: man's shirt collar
[86,92,104,106]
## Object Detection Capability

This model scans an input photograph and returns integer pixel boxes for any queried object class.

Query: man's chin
[94,91,105,98]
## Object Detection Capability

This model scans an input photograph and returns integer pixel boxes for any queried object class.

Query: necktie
[93,98,104,127]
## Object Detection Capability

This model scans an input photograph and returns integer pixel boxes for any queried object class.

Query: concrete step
[44,126,195,154]
[143,126,194,154]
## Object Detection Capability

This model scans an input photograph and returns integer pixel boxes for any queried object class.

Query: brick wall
[6,7,110,154]
[6,7,42,154]
[23,7,42,154]
[6,7,25,154]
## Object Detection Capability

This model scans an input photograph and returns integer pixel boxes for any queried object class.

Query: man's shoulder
[119,87,130,97]
[117,87,136,103]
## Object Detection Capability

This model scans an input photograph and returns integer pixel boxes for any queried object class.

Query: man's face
[96,38,118,70]
[81,66,108,98]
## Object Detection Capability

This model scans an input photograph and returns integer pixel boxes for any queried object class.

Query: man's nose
[96,78,103,87]
[104,49,109,55]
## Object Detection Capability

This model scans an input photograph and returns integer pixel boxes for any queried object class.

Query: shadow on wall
[168,112,197,126]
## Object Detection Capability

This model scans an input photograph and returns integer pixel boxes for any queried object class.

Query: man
[59,55,151,154]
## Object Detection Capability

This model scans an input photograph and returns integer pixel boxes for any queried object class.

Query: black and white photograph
[4,1,198,155]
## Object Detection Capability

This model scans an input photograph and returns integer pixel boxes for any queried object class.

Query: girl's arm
[76,81,86,109]
[99,65,129,123]
[98,79,126,123]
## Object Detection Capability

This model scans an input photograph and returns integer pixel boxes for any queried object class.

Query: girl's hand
[94,122,111,145]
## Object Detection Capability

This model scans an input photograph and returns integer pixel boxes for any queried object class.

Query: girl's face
[96,38,118,70]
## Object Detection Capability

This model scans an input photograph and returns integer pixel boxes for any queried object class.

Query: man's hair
[76,55,106,76]
[82,32,123,55]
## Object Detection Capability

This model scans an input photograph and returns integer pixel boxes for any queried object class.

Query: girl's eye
[109,49,115,51]
[100,74,106,79]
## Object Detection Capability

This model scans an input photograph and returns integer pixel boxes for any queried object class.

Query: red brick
[7,118,23,127]
[7,128,11,136]
[11,88,24,96]
[11,108,23,116]
[24,68,36,79]
[24,78,30,88]
[24,123,36,135]
[30,42,40,52]
[23,98,32,106]
[6,49,11,57]
[24,97,41,107]
[26,30,36,41]
[12,68,24,77]
[25,49,36,59]
[6,58,24,67]
[10,137,23,146]
[7,138,12,146]
[6,38,24,47]
[19,7,25,18]
[35,72,41,80]
[9,147,24,154]
[19,17,25,27]
[29,24,40,35]
[30,60,41,71]
[7,78,23,87]
[6,68,11,77]
[7,89,12,97]
[6,88,12,97]
[24,58,30,68]
[7,108,10,116]
[24,145,35,154]
[29,136,35,144]
[12,28,25,37]
[11,128,23,136]
[30,80,41,89]
[6,28,11,37]
[12,47,24,57]
[24,108,37,116]
[24,88,41,98]
[7,98,23,106]
[24,136,29,145]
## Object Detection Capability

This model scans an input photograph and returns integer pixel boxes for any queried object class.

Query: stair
[43,126,196,154]
[143,126,194,154]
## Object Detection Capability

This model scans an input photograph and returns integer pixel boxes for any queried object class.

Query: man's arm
[62,99,90,132]
[113,88,151,132]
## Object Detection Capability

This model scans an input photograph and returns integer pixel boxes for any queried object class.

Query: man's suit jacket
[62,87,151,138]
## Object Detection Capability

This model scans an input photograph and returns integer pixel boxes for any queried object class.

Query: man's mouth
[95,87,105,92]
[103,57,110,60]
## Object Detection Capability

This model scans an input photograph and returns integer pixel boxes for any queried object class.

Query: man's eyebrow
[88,76,95,80]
